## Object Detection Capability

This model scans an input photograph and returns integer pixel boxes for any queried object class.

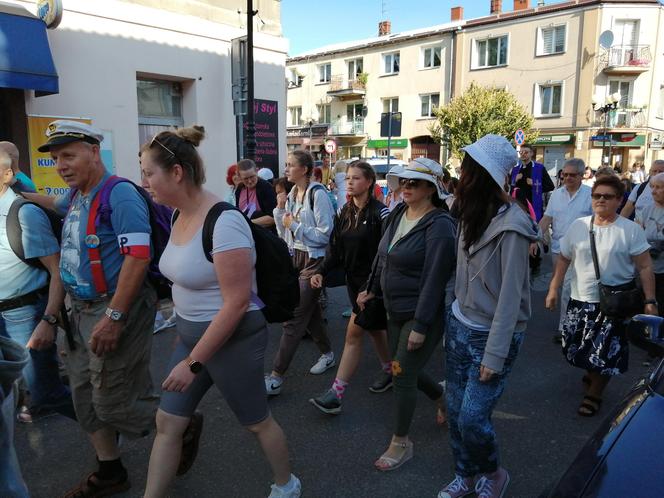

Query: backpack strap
[6,197,29,262]
[308,184,326,211]
[202,202,236,263]
[635,180,648,202]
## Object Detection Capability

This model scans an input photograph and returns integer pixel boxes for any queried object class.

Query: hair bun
[177,125,205,147]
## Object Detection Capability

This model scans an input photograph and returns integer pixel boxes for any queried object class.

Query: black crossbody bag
[589,215,643,318]
[354,256,387,330]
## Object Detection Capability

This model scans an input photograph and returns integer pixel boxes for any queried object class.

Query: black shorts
[346,276,369,315]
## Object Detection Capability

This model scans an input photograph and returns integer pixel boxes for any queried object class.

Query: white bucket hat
[386,157,447,199]
[257,167,274,181]
[461,134,517,190]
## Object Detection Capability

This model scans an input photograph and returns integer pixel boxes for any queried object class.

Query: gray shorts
[160,310,269,426]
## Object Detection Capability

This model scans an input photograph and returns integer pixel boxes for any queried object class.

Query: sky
[282,0,568,56]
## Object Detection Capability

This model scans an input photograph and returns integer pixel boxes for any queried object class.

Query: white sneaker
[309,352,335,375]
[264,374,283,396]
[268,474,301,498]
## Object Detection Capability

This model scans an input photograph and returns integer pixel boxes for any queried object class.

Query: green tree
[429,83,538,159]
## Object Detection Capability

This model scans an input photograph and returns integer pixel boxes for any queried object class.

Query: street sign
[591,135,611,141]
[324,139,337,154]
[380,112,402,137]
[514,129,525,145]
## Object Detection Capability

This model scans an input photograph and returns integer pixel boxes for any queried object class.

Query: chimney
[490,0,502,14]
[378,20,391,36]
[514,0,530,10]
[451,6,463,21]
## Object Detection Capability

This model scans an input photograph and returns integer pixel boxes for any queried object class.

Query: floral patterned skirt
[561,299,629,376]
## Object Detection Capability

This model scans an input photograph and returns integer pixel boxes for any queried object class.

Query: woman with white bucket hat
[438,135,538,498]
[357,157,456,471]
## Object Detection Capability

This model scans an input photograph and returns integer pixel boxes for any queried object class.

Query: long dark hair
[340,162,376,231]
[454,154,507,250]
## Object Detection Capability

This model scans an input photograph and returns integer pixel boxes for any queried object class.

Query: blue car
[542,315,664,498]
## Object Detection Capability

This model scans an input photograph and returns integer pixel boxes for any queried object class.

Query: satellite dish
[599,30,614,49]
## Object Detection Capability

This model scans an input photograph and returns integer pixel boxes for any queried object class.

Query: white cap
[461,134,517,189]
[386,157,447,199]
[38,120,104,152]
[257,167,274,181]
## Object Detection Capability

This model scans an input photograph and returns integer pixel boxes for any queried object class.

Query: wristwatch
[41,314,58,326]
[644,299,658,306]
[105,307,127,322]
[186,356,203,374]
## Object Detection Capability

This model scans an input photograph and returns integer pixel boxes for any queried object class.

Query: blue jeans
[445,313,524,477]
[0,336,30,497]
[0,296,72,411]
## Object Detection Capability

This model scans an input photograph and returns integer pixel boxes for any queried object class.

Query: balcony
[593,109,647,129]
[329,119,365,136]
[327,75,366,100]
[600,45,652,75]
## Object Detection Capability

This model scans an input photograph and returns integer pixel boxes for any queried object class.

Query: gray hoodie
[455,202,539,372]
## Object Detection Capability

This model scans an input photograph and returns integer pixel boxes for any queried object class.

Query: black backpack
[6,197,63,270]
[176,202,300,323]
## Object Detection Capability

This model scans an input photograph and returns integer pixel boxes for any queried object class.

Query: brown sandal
[177,411,204,476]
[62,472,130,498]
[578,395,602,417]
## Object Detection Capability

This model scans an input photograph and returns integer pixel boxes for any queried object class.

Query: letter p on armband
[117,232,150,259]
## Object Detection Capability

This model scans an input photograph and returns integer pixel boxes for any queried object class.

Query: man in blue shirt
[0,142,37,193]
[0,149,72,424]
[29,120,158,497]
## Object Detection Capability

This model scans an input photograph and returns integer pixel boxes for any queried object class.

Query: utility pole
[245,0,257,160]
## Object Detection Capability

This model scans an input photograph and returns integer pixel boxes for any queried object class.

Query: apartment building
[285,17,463,163]
[1,0,286,197]
[455,0,664,174]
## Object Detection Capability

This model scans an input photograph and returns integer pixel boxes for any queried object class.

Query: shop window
[137,78,184,145]
[420,93,440,117]
[383,52,400,75]
[474,36,508,68]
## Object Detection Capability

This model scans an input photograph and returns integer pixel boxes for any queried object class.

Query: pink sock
[382,362,392,374]
[331,378,348,399]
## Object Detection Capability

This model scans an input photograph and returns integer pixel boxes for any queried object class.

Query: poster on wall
[243,99,280,177]
[27,115,115,196]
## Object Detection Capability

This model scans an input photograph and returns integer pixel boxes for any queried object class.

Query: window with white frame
[137,78,184,144]
[347,58,363,81]
[423,46,442,68]
[383,97,399,114]
[657,85,664,119]
[608,80,632,126]
[383,52,400,75]
[536,83,562,116]
[420,93,440,117]
[318,63,331,83]
[538,25,566,55]
[317,104,331,124]
[474,36,508,68]
[289,106,303,126]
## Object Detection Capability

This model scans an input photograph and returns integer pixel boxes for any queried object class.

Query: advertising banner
[244,99,280,177]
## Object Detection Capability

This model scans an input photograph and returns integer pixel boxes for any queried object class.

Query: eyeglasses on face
[591,192,618,200]
[562,172,579,178]
[399,178,424,188]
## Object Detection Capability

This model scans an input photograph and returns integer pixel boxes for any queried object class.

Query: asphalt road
[15,262,653,498]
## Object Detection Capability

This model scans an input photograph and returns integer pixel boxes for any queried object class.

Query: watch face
[111,311,122,321]
[189,361,203,374]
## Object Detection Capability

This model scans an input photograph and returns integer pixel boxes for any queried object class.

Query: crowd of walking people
[1,119,662,498]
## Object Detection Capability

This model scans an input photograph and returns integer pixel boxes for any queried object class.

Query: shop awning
[0,9,59,94]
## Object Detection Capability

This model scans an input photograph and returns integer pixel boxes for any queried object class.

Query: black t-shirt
[512,161,554,206]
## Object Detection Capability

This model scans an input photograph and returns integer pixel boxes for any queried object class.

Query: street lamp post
[592,92,621,166]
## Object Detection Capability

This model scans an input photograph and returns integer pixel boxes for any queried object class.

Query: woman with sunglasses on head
[140,127,301,498]
[357,158,456,472]
[308,162,392,415]
[265,149,336,396]
[546,175,656,418]
[438,135,539,498]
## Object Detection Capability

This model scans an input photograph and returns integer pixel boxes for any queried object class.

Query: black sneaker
[309,389,341,415]
[369,371,393,393]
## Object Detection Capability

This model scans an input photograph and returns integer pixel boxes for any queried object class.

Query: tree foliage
[429,83,538,159]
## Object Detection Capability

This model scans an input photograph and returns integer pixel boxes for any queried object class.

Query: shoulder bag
[588,215,643,318]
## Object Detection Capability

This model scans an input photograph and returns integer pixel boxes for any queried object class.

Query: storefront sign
[592,133,645,148]
[531,134,574,145]
[286,124,328,138]
[27,115,91,196]
[36,0,63,29]
[367,138,408,149]
[243,99,279,177]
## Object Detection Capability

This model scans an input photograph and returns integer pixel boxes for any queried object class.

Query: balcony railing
[599,45,652,73]
[593,109,647,129]
[329,119,365,135]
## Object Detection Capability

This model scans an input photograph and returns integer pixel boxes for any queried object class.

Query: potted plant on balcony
[357,72,368,88]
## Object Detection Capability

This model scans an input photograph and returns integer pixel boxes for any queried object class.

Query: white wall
[11,0,287,198]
